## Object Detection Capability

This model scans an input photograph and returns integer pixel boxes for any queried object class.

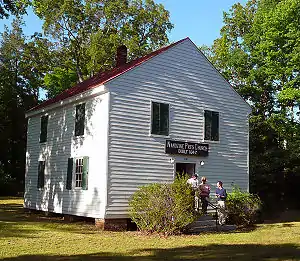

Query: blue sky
[0,0,247,46]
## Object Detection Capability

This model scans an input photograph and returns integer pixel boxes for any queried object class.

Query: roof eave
[26,84,107,118]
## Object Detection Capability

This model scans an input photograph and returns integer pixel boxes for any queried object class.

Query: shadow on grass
[0,203,96,238]
[263,210,300,224]
[1,244,300,261]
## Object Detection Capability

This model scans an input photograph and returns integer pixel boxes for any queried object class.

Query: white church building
[24,37,251,230]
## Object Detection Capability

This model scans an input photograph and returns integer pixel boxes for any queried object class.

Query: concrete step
[192,219,217,227]
[199,213,215,220]
[187,224,237,234]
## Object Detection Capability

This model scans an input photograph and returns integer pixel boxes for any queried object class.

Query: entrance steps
[185,213,236,234]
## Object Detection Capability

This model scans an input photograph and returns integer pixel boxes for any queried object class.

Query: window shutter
[82,156,89,190]
[75,104,85,136]
[37,161,45,188]
[160,103,169,135]
[66,158,73,190]
[151,102,160,134]
[212,112,219,141]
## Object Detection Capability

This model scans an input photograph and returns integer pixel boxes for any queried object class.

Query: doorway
[175,163,196,178]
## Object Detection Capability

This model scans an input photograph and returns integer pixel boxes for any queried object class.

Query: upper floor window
[151,102,169,136]
[204,110,219,141]
[75,103,85,136]
[39,115,48,143]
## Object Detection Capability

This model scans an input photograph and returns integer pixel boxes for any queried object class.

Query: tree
[33,0,173,97]
[0,0,29,19]
[0,18,52,193]
[203,0,300,209]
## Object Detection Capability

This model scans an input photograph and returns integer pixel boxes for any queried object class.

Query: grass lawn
[1,198,300,260]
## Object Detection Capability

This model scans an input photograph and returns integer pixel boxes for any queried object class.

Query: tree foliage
[0,1,173,193]
[32,0,173,97]
[203,0,300,210]
[0,0,29,19]
[0,19,52,191]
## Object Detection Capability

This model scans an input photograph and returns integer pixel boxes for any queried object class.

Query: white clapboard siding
[24,93,109,218]
[104,39,250,218]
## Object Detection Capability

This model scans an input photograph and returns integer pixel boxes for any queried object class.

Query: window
[37,161,45,188]
[66,157,89,190]
[151,102,169,136]
[39,115,48,143]
[75,103,85,136]
[204,110,219,141]
[75,158,84,188]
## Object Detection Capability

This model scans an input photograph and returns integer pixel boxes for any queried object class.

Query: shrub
[226,186,262,226]
[129,175,197,235]
[0,172,22,196]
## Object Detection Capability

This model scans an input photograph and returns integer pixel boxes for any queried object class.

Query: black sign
[165,139,209,157]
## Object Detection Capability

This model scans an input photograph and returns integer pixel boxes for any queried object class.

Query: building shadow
[2,244,300,261]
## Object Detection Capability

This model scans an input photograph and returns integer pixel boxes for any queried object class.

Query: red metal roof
[29,37,189,112]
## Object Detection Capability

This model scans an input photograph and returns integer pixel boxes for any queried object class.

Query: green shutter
[40,116,48,143]
[160,103,169,135]
[37,161,45,188]
[75,104,85,136]
[212,112,219,141]
[151,102,160,134]
[66,158,73,190]
[82,156,89,190]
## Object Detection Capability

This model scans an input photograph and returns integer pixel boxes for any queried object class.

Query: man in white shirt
[187,174,199,189]
[187,174,199,210]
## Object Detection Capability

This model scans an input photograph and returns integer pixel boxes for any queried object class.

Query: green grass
[1,197,300,260]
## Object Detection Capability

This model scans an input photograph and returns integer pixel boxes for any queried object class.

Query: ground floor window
[66,157,89,190]
[75,158,84,188]
[37,161,45,188]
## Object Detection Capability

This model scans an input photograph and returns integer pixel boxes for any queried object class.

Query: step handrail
[206,200,218,228]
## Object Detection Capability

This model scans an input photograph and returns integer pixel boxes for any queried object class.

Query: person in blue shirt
[215,181,227,225]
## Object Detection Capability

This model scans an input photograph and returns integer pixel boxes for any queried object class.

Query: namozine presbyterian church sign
[165,139,209,157]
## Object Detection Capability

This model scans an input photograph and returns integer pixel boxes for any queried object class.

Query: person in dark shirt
[215,181,227,225]
[199,176,210,214]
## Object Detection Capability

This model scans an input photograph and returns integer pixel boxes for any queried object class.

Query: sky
[0,0,247,47]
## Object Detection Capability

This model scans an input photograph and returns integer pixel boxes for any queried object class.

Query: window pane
[204,110,212,140]
[151,102,160,134]
[75,104,85,136]
[66,158,73,190]
[160,103,169,135]
[204,110,219,141]
[75,158,84,188]
[37,161,45,188]
[40,116,48,143]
